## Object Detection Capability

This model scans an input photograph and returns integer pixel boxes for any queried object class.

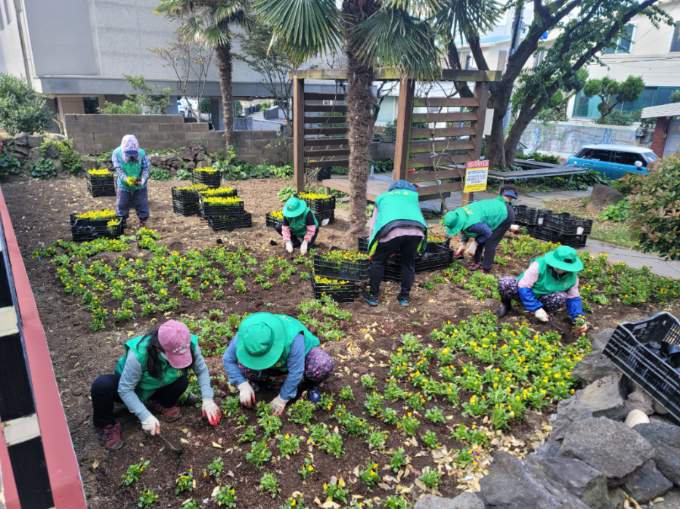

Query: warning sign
[463,159,489,193]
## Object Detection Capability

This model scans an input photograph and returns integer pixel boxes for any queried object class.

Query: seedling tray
[207,212,252,231]
[265,213,284,229]
[200,201,245,218]
[303,196,336,211]
[172,200,200,216]
[313,254,369,282]
[87,181,116,197]
[311,278,359,303]
[383,243,453,281]
[512,205,539,227]
[192,171,221,188]
[543,212,593,236]
[604,312,680,423]
[70,214,124,242]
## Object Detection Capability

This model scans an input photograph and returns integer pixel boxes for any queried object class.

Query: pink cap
[158,320,192,368]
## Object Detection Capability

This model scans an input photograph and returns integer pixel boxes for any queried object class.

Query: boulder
[654,400,670,415]
[624,409,650,428]
[572,352,618,385]
[479,451,589,509]
[634,422,680,486]
[414,493,484,509]
[625,389,655,416]
[623,460,672,503]
[527,455,609,509]
[588,185,623,211]
[635,422,680,449]
[27,135,43,148]
[648,489,680,508]
[591,328,615,352]
[559,417,654,481]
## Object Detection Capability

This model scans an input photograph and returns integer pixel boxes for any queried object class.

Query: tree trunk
[487,83,513,169]
[503,102,541,166]
[215,41,234,149]
[346,52,375,239]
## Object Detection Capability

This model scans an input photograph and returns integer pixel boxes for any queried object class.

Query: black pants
[369,236,421,297]
[473,219,512,271]
[90,373,188,428]
[274,224,319,248]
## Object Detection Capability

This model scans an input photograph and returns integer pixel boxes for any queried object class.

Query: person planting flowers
[223,312,335,415]
[90,320,221,450]
[112,134,151,227]
[443,186,519,272]
[277,196,319,255]
[496,245,588,333]
[364,179,428,307]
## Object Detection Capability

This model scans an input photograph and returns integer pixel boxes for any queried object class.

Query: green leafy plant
[322,478,348,504]
[298,454,316,480]
[383,495,410,509]
[424,407,446,425]
[366,430,388,450]
[318,431,344,458]
[421,430,441,449]
[39,139,82,175]
[0,148,22,179]
[259,414,282,438]
[397,413,420,437]
[246,439,272,468]
[176,168,193,180]
[359,462,381,489]
[418,467,441,490]
[238,425,257,443]
[150,167,172,180]
[212,485,237,508]
[180,499,199,509]
[31,158,57,179]
[278,433,302,458]
[137,489,159,508]
[389,448,407,473]
[175,469,194,495]
[259,472,280,498]
[338,385,355,401]
[0,73,52,135]
[207,456,224,479]
[360,374,377,389]
[598,199,630,222]
[288,399,315,425]
[121,458,150,486]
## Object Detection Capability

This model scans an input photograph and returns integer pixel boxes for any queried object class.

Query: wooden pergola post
[293,77,305,192]
[393,77,415,181]
[462,81,491,205]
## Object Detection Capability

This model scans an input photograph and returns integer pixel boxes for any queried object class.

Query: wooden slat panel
[415,181,463,196]
[413,97,479,107]
[412,112,478,123]
[304,127,348,136]
[411,126,476,139]
[306,159,349,168]
[304,92,346,100]
[408,152,472,166]
[304,148,350,158]
[304,105,347,113]
[304,116,346,124]
[304,138,348,147]
[409,141,475,153]
[409,169,464,182]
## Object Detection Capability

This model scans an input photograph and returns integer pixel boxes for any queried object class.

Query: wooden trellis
[292,69,501,203]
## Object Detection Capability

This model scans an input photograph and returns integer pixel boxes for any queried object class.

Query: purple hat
[158,320,192,368]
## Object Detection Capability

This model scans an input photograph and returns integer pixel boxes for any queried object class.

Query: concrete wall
[0,0,26,77]
[519,120,639,158]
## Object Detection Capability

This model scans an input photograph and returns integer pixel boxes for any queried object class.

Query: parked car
[566,144,657,179]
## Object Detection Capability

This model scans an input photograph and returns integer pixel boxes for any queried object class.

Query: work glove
[534,308,549,323]
[270,395,288,416]
[141,415,161,435]
[285,241,294,254]
[465,238,478,258]
[238,381,256,408]
[453,240,466,258]
[300,240,309,255]
[202,398,222,426]
[509,224,520,234]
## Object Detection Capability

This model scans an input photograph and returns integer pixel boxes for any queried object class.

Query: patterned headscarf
[120,134,140,162]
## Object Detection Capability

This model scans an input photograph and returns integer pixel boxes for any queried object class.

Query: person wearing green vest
[443,186,518,273]
[496,245,587,332]
[223,312,335,415]
[90,320,221,450]
[364,180,428,307]
[112,134,151,227]
[275,197,319,255]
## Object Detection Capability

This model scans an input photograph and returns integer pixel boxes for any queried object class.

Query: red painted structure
[0,188,86,508]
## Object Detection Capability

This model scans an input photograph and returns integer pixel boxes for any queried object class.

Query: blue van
[566,144,657,179]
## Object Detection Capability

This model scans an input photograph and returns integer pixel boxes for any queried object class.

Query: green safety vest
[286,207,318,239]
[267,314,320,371]
[114,334,198,401]
[518,255,577,296]
[445,196,509,237]
[116,148,146,192]
[368,189,427,255]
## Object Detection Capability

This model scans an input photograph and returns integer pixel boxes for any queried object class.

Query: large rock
[588,185,623,211]
[528,455,609,509]
[635,422,680,449]
[623,460,672,503]
[591,328,615,352]
[634,422,680,486]
[479,451,589,509]
[648,489,680,508]
[560,417,654,481]
[414,493,484,509]
[625,389,655,415]
[572,352,618,385]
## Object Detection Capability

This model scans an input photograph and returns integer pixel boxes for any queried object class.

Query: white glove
[141,415,160,435]
[534,308,549,322]
[465,238,478,257]
[271,395,288,416]
[300,240,309,255]
[510,224,520,233]
[202,398,222,426]
[238,382,256,408]
[285,241,294,254]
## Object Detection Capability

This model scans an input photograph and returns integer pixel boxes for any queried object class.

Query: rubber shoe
[308,387,321,404]
[362,292,379,307]
[468,262,481,271]
[98,422,123,451]
[398,295,410,307]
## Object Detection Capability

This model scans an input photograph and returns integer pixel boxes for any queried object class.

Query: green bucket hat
[236,312,287,370]
[443,209,466,237]
[544,245,584,272]
[283,197,307,219]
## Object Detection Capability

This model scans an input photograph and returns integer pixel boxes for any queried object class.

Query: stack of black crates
[300,195,336,225]
[513,205,592,248]
[87,171,116,197]
[172,186,205,216]
[312,251,369,302]
[70,214,124,242]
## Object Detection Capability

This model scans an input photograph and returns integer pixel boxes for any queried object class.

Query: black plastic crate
[383,243,453,280]
[313,253,370,282]
[201,200,245,218]
[314,209,335,225]
[192,170,221,188]
[265,212,284,229]
[555,233,588,248]
[172,186,206,202]
[70,214,124,242]
[87,181,116,197]
[207,212,252,231]
[358,237,369,253]
[603,313,680,423]
[527,226,558,243]
[172,200,200,216]
[302,195,336,211]
[512,205,539,227]
[311,277,359,303]
[544,212,593,236]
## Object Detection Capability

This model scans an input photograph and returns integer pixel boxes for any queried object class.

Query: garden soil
[2,175,678,509]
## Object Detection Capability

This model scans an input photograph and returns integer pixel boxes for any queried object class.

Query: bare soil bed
[3,175,679,509]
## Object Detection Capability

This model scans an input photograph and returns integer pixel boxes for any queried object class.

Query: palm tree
[254,0,439,238]
[157,0,248,150]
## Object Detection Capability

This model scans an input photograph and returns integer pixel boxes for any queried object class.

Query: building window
[83,97,100,114]
[603,24,634,54]
[671,21,680,52]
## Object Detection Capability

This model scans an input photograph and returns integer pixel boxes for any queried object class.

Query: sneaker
[98,422,123,451]
[308,386,321,404]
[398,295,410,307]
[362,292,379,307]
[468,262,481,271]
[496,302,511,318]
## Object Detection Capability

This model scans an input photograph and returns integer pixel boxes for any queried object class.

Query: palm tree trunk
[215,42,234,149]
[346,52,375,239]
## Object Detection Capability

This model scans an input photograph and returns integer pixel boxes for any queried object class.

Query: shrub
[628,156,680,259]
[598,199,630,222]
[0,73,52,135]
[612,173,645,194]
[0,148,22,179]
[150,167,172,180]
[40,139,82,175]
[31,158,57,179]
